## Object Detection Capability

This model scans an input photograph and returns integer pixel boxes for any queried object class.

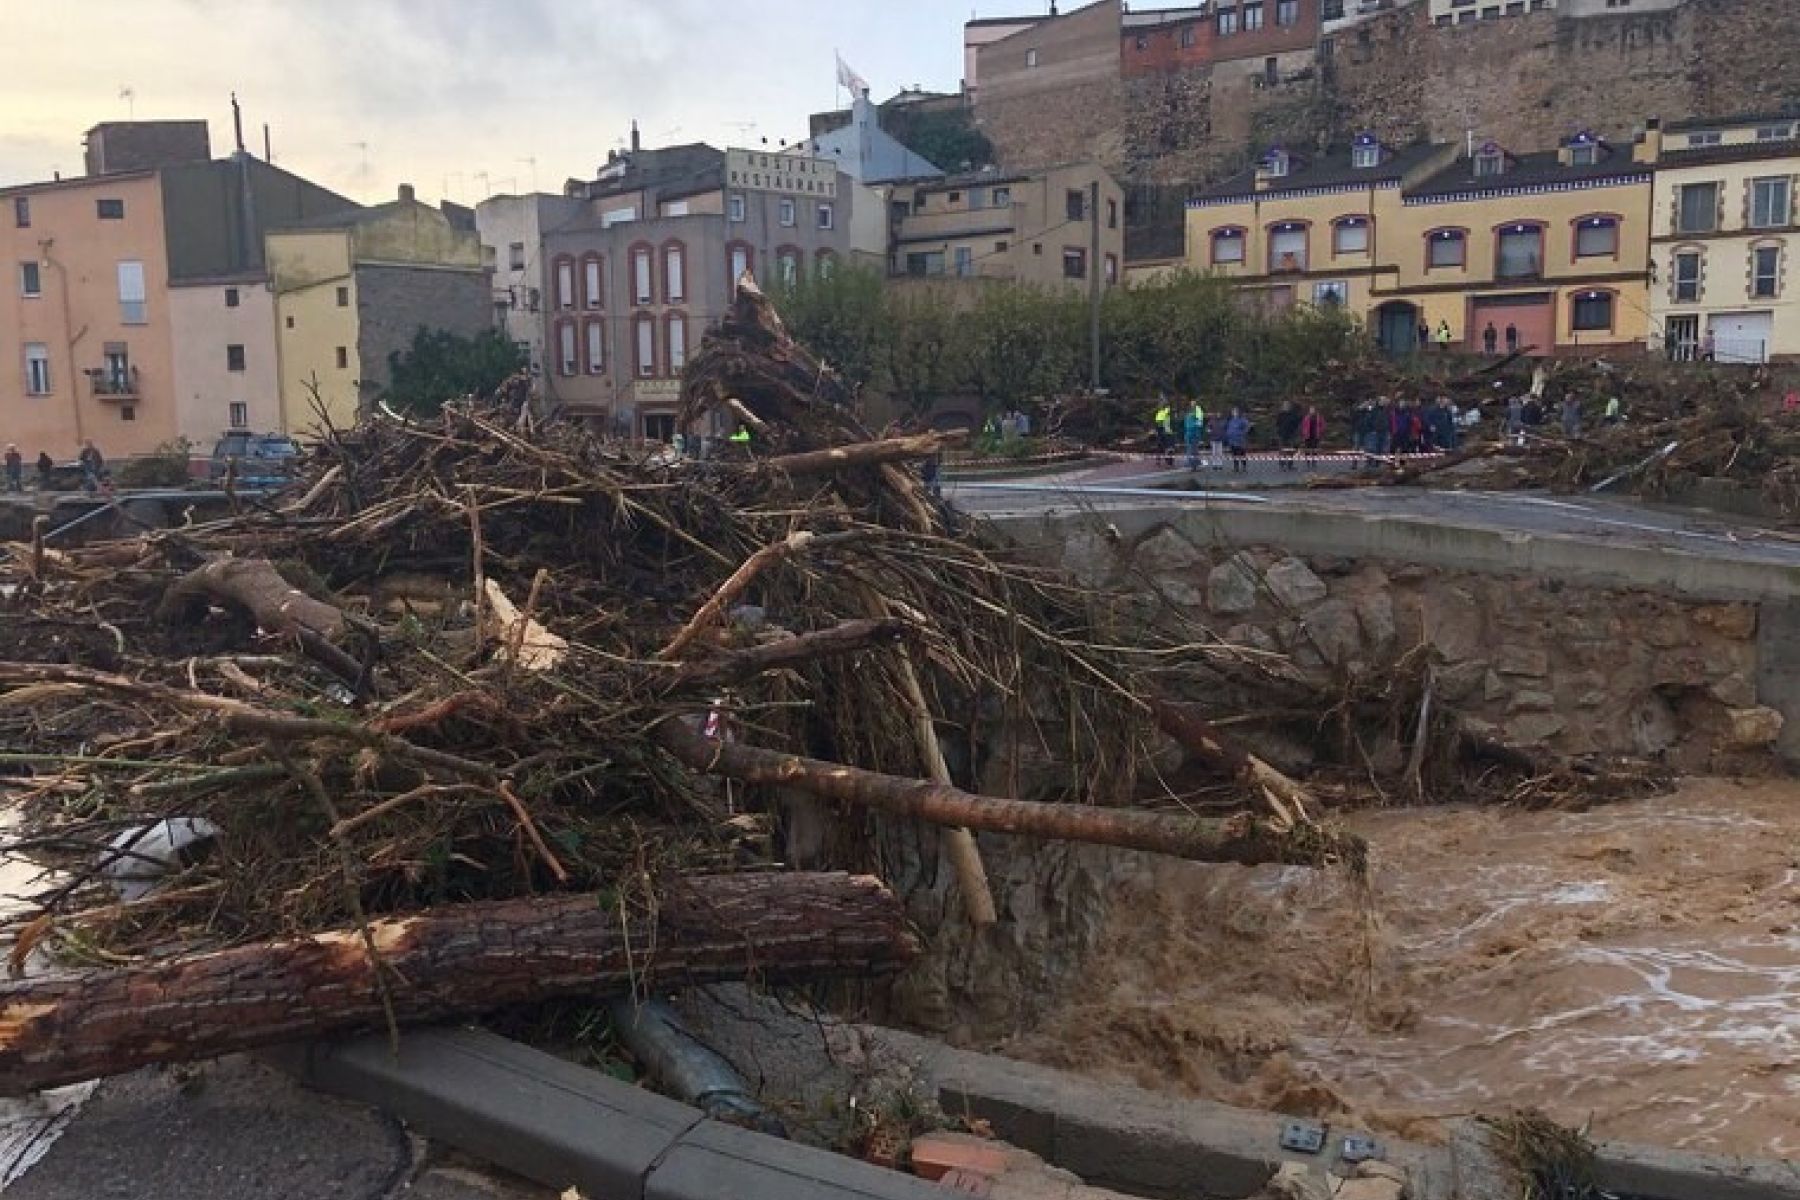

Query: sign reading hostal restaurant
[726,149,838,198]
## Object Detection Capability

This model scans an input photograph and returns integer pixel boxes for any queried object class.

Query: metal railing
[87,366,140,400]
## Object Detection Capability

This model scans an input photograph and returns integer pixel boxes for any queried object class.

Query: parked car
[209,433,301,487]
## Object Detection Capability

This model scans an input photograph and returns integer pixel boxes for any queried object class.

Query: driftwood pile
[0,283,1359,1098]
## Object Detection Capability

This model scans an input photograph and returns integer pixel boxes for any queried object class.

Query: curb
[275,1028,945,1200]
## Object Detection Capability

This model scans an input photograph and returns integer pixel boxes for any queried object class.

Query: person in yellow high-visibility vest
[1152,397,1175,463]
[729,427,752,444]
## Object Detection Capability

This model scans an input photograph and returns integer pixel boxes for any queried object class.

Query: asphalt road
[946,468,1800,570]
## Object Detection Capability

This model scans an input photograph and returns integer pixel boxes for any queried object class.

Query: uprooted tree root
[1480,1110,1605,1200]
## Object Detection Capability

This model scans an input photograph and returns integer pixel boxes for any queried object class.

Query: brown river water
[1004,779,1800,1158]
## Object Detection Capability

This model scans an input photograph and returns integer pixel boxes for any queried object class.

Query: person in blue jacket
[1224,407,1252,474]
[1183,401,1206,472]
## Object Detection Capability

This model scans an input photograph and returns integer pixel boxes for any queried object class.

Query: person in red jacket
[1300,405,1325,467]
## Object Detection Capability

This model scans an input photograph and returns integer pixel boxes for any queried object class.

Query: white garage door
[1709,311,1773,364]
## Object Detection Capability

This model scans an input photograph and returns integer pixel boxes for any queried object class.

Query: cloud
[0,0,973,202]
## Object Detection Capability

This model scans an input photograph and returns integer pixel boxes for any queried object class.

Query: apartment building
[964,13,1055,99]
[474,192,583,380]
[887,162,1126,289]
[1188,129,1652,356]
[540,138,855,438]
[1188,136,1457,314]
[1378,132,1653,356]
[1123,0,1323,78]
[1645,112,1800,363]
[266,185,490,434]
[1430,0,1552,25]
[0,120,357,460]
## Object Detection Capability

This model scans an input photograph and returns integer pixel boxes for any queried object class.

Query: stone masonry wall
[1054,519,1783,772]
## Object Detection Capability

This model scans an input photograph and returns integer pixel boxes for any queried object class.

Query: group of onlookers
[2,441,109,494]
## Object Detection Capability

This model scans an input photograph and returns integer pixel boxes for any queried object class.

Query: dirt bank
[1001,779,1800,1158]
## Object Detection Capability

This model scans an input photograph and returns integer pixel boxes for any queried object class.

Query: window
[585,320,606,374]
[1066,190,1085,221]
[13,197,27,228]
[1108,198,1118,230]
[1269,224,1307,272]
[1063,248,1087,279]
[557,321,577,376]
[1323,0,1344,16]
[24,343,50,395]
[1352,143,1381,169]
[1750,177,1791,229]
[635,316,657,378]
[779,198,797,227]
[336,286,350,308]
[1428,229,1467,269]
[584,255,605,309]
[729,243,752,288]
[1180,24,1197,48]
[1756,124,1793,142]
[906,251,946,276]
[286,315,295,329]
[992,187,1012,207]
[19,261,41,297]
[1264,150,1289,178]
[1568,144,1598,167]
[1135,34,1149,50]
[1496,224,1543,280]
[1685,131,1721,148]
[1243,2,1265,30]
[1276,0,1299,25]
[119,405,135,422]
[1314,281,1349,306]
[102,343,131,395]
[1575,216,1619,258]
[555,257,576,309]
[601,207,636,229]
[1474,149,1505,178]
[663,244,685,304]
[667,316,687,373]
[728,194,746,223]
[776,248,801,286]
[1263,57,1279,85]
[1753,245,1781,299]
[1211,228,1246,265]
[1332,218,1369,255]
[817,202,834,231]
[226,344,246,372]
[632,246,655,305]
[1026,48,1040,67]
[1678,182,1719,234]
[1673,250,1702,302]
[1572,292,1614,332]
[117,260,146,324]
[663,200,690,218]
[1217,8,1239,35]
[508,242,526,271]
[947,191,963,205]
[96,198,125,220]
[225,287,240,308]
[1105,253,1119,285]
[335,346,349,369]
[955,246,974,277]
[817,249,838,277]
[228,401,249,430]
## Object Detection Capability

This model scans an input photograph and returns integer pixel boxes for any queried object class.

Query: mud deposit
[1002,779,1800,1157]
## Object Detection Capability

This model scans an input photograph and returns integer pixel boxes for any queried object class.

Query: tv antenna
[119,86,136,119]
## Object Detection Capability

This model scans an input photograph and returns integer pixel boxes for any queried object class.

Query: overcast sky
[1,0,1024,204]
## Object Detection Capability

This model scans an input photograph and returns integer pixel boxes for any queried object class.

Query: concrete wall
[169,278,280,444]
[0,172,179,459]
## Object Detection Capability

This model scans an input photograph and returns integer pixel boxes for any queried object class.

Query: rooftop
[1194,139,1447,202]
[1666,107,1800,133]
[1656,137,1800,169]
[574,142,725,203]
[1405,141,1648,200]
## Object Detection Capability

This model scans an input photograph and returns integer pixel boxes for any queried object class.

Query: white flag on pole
[836,52,868,98]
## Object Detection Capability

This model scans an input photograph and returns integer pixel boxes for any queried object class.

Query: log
[659,720,1363,870]
[766,432,966,478]
[1151,700,1318,828]
[159,557,365,686]
[0,872,913,1097]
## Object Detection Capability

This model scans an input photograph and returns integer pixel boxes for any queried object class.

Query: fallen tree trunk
[766,432,965,477]
[0,871,912,1098]
[659,720,1363,870]
[159,557,365,685]
[1151,700,1318,828]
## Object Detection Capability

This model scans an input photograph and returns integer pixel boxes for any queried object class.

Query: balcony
[86,366,140,402]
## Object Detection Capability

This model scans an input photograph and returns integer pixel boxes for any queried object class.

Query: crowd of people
[1,441,110,495]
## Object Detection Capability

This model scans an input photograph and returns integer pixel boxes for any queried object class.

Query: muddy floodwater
[1005,779,1800,1158]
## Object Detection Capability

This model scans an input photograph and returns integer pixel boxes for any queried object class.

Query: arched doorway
[1375,301,1420,358]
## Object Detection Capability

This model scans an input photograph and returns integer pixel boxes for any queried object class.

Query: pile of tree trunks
[0,280,1361,1096]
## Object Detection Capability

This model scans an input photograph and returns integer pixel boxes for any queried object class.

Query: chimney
[398,183,416,203]
[631,120,641,153]
[1635,116,1664,165]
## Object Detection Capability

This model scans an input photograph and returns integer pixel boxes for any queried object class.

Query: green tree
[384,327,526,417]
[961,284,1084,413]
[770,264,888,395]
